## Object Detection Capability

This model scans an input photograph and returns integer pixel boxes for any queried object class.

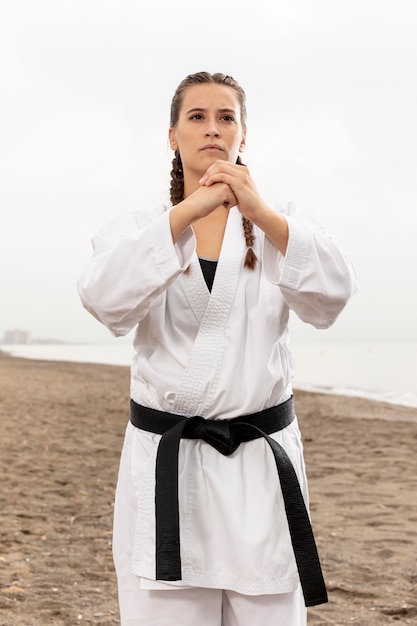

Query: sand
[0,352,416,625]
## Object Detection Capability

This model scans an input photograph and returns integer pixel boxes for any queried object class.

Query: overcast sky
[1,0,416,345]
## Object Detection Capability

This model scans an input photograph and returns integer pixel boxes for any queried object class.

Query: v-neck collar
[172,207,246,416]
[179,206,244,321]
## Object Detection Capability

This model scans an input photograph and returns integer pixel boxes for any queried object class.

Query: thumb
[223,188,238,210]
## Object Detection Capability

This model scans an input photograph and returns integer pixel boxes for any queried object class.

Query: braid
[242,217,257,269]
[236,156,257,270]
[170,150,184,205]
[170,150,190,273]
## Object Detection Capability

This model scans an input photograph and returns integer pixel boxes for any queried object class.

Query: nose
[205,117,220,137]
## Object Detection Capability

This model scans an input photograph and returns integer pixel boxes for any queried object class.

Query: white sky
[1,0,416,344]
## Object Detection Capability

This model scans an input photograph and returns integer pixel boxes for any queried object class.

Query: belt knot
[183,416,240,456]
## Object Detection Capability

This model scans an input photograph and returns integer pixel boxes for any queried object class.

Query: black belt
[130,397,328,607]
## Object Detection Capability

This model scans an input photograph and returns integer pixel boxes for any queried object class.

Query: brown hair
[169,71,257,270]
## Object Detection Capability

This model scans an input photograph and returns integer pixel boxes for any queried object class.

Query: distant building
[2,329,32,344]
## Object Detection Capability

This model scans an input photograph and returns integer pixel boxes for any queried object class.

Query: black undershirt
[198,257,218,292]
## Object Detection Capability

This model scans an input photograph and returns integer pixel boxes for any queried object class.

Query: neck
[182,163,208,198]
[183,177,201,199]
[193,207,229,259]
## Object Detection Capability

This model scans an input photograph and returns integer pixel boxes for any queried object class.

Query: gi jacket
[78,201,357,595]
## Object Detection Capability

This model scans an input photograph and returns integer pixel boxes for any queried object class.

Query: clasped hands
[195,160,267,222]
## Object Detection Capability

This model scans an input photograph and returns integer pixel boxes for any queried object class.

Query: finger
[205,181,237,209]
[201,171,241,189]
[199,161,243,185]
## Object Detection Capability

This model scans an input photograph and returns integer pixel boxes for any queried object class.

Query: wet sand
[0,352,416,625]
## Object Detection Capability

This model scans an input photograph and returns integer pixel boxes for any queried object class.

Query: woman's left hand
[199,160,289,256]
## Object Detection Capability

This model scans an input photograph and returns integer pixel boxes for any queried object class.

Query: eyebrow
[185,107,237,115]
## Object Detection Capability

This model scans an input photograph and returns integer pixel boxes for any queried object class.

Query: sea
[2,341,417,409]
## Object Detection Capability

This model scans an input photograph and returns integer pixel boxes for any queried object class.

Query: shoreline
[1,348,417,417]
[1,354,417,624]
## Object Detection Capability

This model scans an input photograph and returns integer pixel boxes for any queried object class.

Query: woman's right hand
[170,182,237,243]
[191,182,238,217]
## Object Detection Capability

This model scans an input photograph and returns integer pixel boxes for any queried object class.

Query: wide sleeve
[262,202,358,329]
[77,205,195,336]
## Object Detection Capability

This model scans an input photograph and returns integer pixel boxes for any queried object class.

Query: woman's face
[169,83,246,182]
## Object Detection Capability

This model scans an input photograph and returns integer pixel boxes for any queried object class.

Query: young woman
[78,72,357,625]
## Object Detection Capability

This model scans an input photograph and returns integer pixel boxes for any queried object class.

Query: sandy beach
[1,352,416,625]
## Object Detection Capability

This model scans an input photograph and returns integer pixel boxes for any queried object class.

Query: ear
[169,127,178,151]
[239,129,246,153]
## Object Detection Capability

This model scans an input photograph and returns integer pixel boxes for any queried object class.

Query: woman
[78,72,357,626]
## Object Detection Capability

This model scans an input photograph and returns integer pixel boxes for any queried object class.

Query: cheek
[176,129,195,151]
[230,137,243,154]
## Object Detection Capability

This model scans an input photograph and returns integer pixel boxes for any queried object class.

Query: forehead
[180,83,241,115]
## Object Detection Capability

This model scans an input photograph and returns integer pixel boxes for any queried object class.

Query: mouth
[201,144,224,152]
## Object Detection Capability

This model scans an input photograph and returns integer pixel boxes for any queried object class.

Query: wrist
[242,200,272,227]
[250,204,289,256]
[169,197,201,243]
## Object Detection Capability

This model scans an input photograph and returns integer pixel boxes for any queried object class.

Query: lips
[201,144,224,151]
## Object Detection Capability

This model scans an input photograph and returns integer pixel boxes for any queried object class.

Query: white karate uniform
[77,201,357,622]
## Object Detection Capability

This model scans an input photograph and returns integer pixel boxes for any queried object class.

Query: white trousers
[117,582,307,626]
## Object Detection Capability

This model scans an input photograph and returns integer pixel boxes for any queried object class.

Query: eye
[190,113,204,120]
[221,114,235,122]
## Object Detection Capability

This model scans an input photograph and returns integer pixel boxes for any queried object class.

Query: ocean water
[2,341,417,409]
[290,342,417,408]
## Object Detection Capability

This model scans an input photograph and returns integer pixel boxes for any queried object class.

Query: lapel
[171,207,245,416]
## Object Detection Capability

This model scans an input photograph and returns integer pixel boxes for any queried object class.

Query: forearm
[169,196,201,244]
[249,202,289,256]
